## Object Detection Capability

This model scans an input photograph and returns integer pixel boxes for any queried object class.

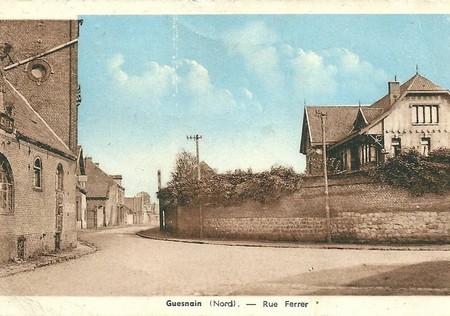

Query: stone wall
[204,217,327,242]
[164,174,450,244]
[333,211,450,243]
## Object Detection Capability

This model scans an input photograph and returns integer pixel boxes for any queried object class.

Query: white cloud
[108,54,128,83]
[290,48,338,98]
[223,23,388,104]
[107,54,261,114]
[335,48,386,81]
[177,59,212,96]
[108,54,176,99]
[236,87,262,111]
[224,21,283,87]
[321,48,388,99]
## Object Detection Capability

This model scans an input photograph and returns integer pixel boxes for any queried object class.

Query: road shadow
[228,261,450,296]
[341,260,450,295]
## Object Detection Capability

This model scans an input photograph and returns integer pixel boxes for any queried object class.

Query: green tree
[171,150,197,182]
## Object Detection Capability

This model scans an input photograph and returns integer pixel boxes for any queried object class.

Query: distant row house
[124,191,159,225]
[300,73,450,174]
[84,156,125,228]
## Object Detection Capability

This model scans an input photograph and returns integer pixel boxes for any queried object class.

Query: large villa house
[300,72,450,174]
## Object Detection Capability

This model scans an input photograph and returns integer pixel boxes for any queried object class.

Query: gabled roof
[363,73,449,133]
[2,76,75,159]
[371,73,448,112]
[85,158,121,199]
[303,106,360,145]
[189,161,217,179]
[301,73,449,153]
[300,105,383,153]
[407,73,446,91]
[361,108,384,124]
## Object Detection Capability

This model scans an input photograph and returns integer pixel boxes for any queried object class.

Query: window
[31,64,47,79]
[33,157,42,189]
[361,144,377,164]
[392,138,401,157]
[56,164,64,191]
[421,137,431,156]
[27,59,51,85]
[412,105,439,124]
[0,154,13,213]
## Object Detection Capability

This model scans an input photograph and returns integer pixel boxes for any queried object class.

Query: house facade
[300,73,450,174]
[0,20,80,262]
[85,157,125,228]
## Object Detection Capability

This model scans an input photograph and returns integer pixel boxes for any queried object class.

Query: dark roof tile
[305,106,360,144]
[85,158,118,198]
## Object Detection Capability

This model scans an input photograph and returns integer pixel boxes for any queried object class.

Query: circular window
[27,59,51,85]
[31,64,47,79]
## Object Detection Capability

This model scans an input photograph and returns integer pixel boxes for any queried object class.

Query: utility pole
[186,134,203,238]
[186,134,202,181]
[316,110,332,243]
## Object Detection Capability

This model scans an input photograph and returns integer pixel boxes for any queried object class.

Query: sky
[77,14,450,200]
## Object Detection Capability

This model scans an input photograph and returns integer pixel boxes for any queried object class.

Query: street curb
[136,230,450,251]
[0,240,97,278]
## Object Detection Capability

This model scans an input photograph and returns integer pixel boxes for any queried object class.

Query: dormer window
[412,105,439,125]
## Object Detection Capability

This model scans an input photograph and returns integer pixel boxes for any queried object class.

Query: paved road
[1,226,450,296]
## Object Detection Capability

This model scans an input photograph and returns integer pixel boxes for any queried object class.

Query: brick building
[300,73,450,174]
[0,20,80,262]
[85,157,125,228]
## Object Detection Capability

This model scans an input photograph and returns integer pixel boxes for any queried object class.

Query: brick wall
[164,174,450,244]
[0,20,79,153]
[0,134,77,262]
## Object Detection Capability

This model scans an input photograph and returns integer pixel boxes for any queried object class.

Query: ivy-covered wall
[164,176,450,244]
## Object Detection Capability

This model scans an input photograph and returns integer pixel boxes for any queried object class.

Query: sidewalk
[137,227,450,251]
[0,240,96,278]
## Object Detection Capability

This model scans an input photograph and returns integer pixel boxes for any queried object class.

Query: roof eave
[328,131,360,151]
[16,132,76,161]
[300,108,312,154]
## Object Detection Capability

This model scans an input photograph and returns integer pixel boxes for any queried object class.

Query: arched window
[0,154,13,212]
[56,163,64,191]
[33,157,42,189]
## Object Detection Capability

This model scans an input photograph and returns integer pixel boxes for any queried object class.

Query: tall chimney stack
[388,75,400,105]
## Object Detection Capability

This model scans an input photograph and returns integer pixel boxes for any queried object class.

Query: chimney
[388,76,400,105]
[111,175,122,186]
